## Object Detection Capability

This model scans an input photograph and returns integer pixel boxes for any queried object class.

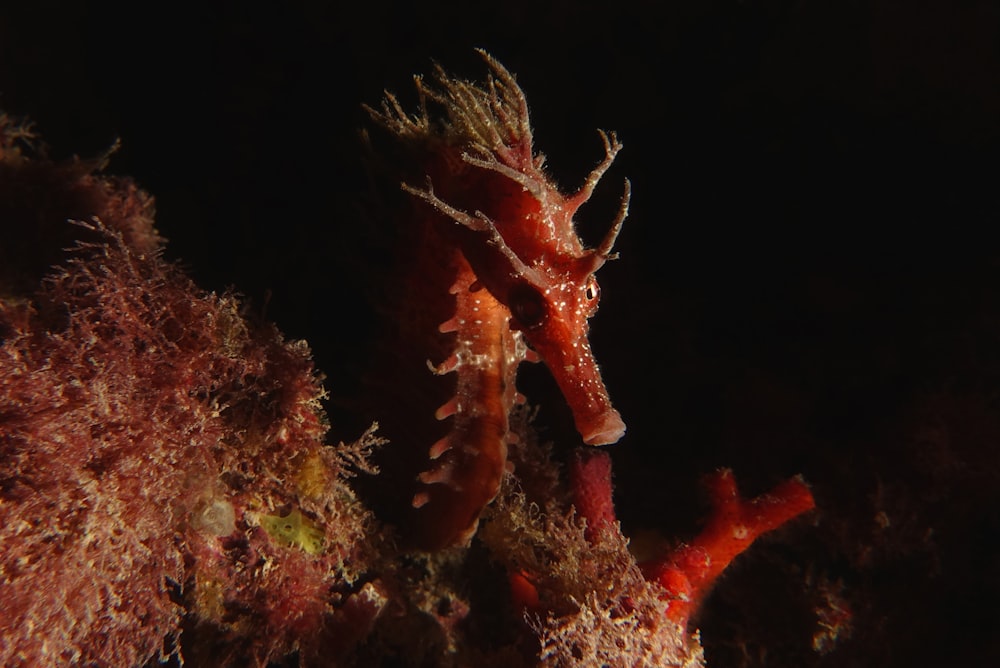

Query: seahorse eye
[583,277,601,315]
[509,283,547,330]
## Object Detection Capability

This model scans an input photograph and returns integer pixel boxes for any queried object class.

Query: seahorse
[364,51,628,549]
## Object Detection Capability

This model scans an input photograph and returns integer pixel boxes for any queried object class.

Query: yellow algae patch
[294,450,333,501]
[259,509,325,554]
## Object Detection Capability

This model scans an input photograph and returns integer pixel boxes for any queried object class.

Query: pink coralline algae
[0,114,383,667]
[0,54,816,668]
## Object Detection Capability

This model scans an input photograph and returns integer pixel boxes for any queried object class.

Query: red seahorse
[364,51,628,549]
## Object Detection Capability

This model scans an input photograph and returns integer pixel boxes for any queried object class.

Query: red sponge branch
[568,448,618,542]
[564,449,814,627]
[640,468,816,625]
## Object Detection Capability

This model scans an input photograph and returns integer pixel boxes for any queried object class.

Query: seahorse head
[499,190,628,446]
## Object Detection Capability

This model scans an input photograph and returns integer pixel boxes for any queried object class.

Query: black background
[3,2,999,666]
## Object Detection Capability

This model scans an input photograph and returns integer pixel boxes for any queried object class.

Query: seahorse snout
[582,409,626,446]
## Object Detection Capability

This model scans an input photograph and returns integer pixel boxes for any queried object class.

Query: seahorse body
[366,52,628,549]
